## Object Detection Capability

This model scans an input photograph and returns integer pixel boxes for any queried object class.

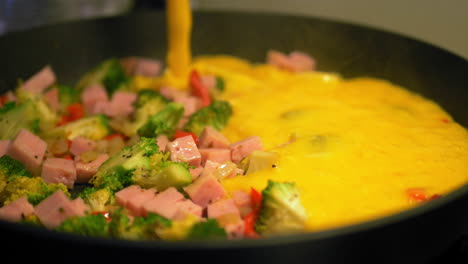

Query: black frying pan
[0,11,467,264]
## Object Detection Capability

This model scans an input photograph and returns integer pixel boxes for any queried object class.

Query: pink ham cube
[69,136,96,157]
[199,126,230,149]
[225,221,245,239]
[115,185,142,207]
[81,84,109,115]
[126,188,157,217]
[0,196,34,222]
[184,174,226,208]
[189,166,203,181]
[200,160,221,178]
[41,158,76,189]
[21,66,56,94]
[199,148,231,166]
[121,57,162,77]
[174,95,201,117]
[143,187,185,219]
[0,140,10,157]
[34,190,89,229]
[207,199,242,225]
[201,75,217,91]
[156,134,169,152]
[7,129,47,173]
[230,136,263,164]
[232,190,253,218]
[104,91,137,118]
[289,51,316,72]
[172,199,203,220]
[75,154,109,183]
[43,87,59,111]
[166,135,201,167]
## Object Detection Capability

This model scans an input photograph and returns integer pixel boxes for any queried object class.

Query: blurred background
[0,0,467,59]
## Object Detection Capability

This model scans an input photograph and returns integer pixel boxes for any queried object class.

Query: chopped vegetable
[47,114,110,140]
[76,59,130,96]
[190,70,211,107]
[183,100,232,136]
[137,102,184,138]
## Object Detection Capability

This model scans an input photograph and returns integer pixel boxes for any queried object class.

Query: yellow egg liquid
[163,1,468,232]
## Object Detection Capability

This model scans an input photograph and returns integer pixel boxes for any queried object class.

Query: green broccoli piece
[0,155,32,182]
[137,102,184,138]
[132,159,192,191]
[255,180,307,236]
[0,101,40,139]
[135,89,169,108]
[215,76,225,92]
[56,214,110,238]
[187,219,227,240]
[183,100,232,136]
[90,137,192,193]
[56,84,79,110]
[46,115,109,140]
[76,59,130,96]
[109,208,171,240]
[78,187,114,212]
[0,176,70,206]
[16,89,58,127]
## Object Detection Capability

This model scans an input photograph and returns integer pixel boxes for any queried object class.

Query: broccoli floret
[187,219,227,240]
[0,177,70,206]
[56,85,79,110]
[90,137,160,192]
[255,180,307,236]
[132,158,192,191]
[183,100,232,136]
[76,59,130,96]
[78,187,114,212]
[46,115,109,140]
[90,137,192,192]
[0,155,32,182]
[16,89,58,127]
[137,102,184,138]
[0,101,40,139]
[56,214,110,237]
[109,208,171,240]
[135,89,169,108]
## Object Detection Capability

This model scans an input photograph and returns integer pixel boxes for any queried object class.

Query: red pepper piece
[407,188,428,202]
[244,211,260,238]
[189,70,211,107]
[91,211,112,222]
[104,133,126,141]
[66,103,84,122]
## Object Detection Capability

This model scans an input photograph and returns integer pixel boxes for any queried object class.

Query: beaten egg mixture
[156,0,468,232]
[139,54,468,231]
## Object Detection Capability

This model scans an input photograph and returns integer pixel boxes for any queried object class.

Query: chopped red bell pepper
[189,70,211,107]
[0,95,7,106]
[104,133,126,141]
[56,103,85,126]
[407,188,428,202]
[174,130,199,146]
[243,187,263,238]
[63,154,73,160]
[91,211,111,222]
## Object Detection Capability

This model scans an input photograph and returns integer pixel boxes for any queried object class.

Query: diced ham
[199,148,231,166]
[289,51,316,72]
[81,84,109,115]
[184,174,226,208]
[69,136,96,157]
[7,129,47,173]
[156,135,169,152]
[4,91,17,103]
[232,190,253,218]
[126,188,157,217]
[200,75,217,91]
[230,136,263,164]
[75,154,109,183]
[115,185,142,207]
[166,135,201,167]
[174,95,201,117]
[199,126,230,149]
[189,166,203,181]
[104,91,137,118]
[267,50,316,72]
[34,190,89,229]
[225,221,245,239]
[41,158,76,189]
[21,66,56,94]
[0,140,10,157]
[207,199,242,226]
[172,199,203,220]
[43,87,59,111]
[143,187,185,219]
[0,196,34,222]
[70,198,89,216]
[201,160,221,178]
[121,57,162,77]
[159,86,187,101]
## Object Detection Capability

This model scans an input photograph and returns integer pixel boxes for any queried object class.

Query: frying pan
[0,10,468,264]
